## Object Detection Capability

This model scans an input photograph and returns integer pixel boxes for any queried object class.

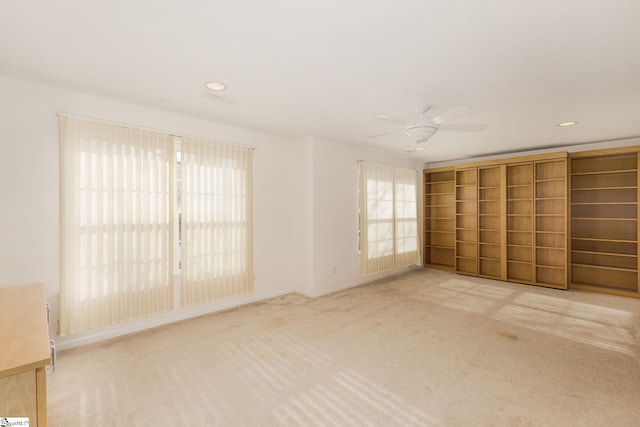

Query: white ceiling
[1,1,639,162]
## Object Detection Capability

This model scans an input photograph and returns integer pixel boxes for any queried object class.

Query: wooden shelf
[533,159,568,288]
[454,168,479,276]
[424,167,456,270]
[572,169,637,176]
[422,149,640,298]
[572,236,637,243]
[572,263,637,273]
[535,178,565,183]
[507,259,532,265]
[446,158,567,287]
[571,249,638,258]
[572,186,637,191]
[571,201,637,205]
[476,166,505,279]
[423,148,640,298]
[537,265,564,270]
[570,150,639,296]
[572,217,637,221]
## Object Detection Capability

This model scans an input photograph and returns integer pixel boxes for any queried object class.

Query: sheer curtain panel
[180,136,253,307]
[359,161,420,276]
[59,116,174,336]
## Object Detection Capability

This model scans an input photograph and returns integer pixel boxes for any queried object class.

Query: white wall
[307,137,425,296]
[426,137,640,168]
[0,75,427,349]
[0,76,311,349]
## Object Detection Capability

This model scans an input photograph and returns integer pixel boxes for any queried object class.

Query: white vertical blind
[359,161,420,275]
[395,167,420,259]
[180,136,253,307]
[59,116,174,336]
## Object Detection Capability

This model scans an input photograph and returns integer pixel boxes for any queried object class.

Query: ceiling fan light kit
[204,81,227,91]
[404,122,438,142]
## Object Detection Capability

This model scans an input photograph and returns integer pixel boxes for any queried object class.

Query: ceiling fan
[404,145,426,153]
[370,105,478,142]
[203,92,236,104]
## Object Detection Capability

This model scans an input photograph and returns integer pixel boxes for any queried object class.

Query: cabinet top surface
[0,283,51,377]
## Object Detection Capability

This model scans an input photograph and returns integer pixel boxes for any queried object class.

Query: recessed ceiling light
[415,147,426,151]
[557,121,577,127]
[204,81,227,91]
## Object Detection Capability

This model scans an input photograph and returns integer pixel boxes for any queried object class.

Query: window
[358,161,420,275]
[180,136,253,307]
[59,115,253,336]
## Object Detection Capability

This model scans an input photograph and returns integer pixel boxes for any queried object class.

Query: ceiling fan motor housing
[404,122,438,142]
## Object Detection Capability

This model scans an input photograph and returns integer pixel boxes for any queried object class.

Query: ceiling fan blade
[375,114,406,125]
[439,123,487,132]
[431,105,472,125]
[368,131,403,138]
[203,92,236,104]
[405,145,426,153]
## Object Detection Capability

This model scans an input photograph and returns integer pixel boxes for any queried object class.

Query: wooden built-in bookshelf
[423,147,640,299]
[426,152,569,290]
[570,148,639,298]
[424,167,455,270]
[478,165,505,280]
[506,162,534,284]
[534,158,568,289]
[455,167,478,276]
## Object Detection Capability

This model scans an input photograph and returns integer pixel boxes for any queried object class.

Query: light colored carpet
[47,269,640,426]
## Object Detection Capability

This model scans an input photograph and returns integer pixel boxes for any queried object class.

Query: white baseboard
[56,267,422,351]
[55,287,298,351]
[299,265,421,298]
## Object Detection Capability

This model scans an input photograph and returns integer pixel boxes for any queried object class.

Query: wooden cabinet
[0,284,51,427]
[423,167,455,270]
[570,148,640,297]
